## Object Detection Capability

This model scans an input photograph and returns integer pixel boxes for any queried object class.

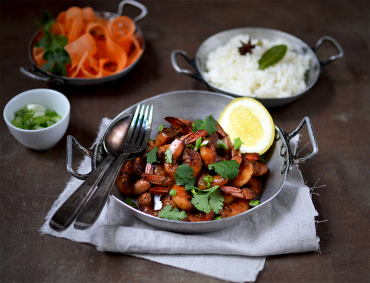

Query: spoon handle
[74,153,130,229]
[49,154,116,231]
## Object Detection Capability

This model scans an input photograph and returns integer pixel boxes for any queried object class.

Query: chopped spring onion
[195,137,202,151]
[249,200,260,207]
[169,189,177,196]
[214,216,222,220]
[217,139,227,150]
[11,104,62,130]
[159,123,164,131]
[203,175,213,188]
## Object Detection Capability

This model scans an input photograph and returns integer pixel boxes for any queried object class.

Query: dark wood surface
[1,1,369,282]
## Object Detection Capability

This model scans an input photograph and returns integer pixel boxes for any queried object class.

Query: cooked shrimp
[220,176,261,199]
[222,192,236,204]
[116,157,146,195]
[252,161,268,176]
[196,168,229,190]
[182,147,203,178]
[160,194,177,208]
[142,174,175,187]
[220,198,250,218]
[186,211,215,222]
[164,117,193,135]
[155,128,180,147]
[170,184,194,212]
[164,130,207,180]
[138,192,159,217]
[220,185,255,199]
[199,133,223,166]
[228,159,254,188]
[149,186,171,195]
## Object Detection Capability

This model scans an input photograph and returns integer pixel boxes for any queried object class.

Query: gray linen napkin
[41,118,319,283]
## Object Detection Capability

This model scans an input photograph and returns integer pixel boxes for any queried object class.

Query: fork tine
[124,104,141,145]
[136,105,149,145]
[140,105,153,150]
[130,104,146,145]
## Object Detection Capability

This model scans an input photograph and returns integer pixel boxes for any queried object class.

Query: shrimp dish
[116,115,269,222]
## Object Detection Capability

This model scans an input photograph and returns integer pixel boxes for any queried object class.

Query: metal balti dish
[20,0,147,86]
[66,90,318,234]
[171,27,343,108]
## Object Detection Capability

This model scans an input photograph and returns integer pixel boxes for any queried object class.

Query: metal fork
[73,104,153,229]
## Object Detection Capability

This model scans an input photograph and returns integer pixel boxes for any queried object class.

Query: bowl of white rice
[171,27,343,107]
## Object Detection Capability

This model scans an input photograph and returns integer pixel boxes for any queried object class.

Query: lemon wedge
[219,97,275,154]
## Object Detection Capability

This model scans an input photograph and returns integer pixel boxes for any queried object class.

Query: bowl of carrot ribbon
[20,0,147,86]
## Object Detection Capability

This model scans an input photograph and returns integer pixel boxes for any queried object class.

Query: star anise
[238,40,255,55]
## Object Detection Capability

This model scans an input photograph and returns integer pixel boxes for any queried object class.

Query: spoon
[49,113,132,231]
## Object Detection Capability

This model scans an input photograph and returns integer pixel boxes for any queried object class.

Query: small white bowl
[3,88,70,151]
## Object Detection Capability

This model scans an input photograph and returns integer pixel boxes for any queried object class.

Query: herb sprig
[35,12,71,76]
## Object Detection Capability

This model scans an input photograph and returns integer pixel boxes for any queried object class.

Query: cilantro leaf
[42,48,70,76]
[124,198,138,209]
[165,149,172,163]
[146,146,159,164]
[191,186,224,214]
[208,160,240,179]
[158,205,187,221]
[234,137,244,150]
[192,115,218,135]
[192,119,203,132]
[174,164,196,190]
[34,12,70,76]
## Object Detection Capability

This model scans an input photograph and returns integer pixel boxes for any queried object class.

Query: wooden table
[1,1,369,282]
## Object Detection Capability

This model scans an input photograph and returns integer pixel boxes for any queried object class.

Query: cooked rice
[202,34,311,98]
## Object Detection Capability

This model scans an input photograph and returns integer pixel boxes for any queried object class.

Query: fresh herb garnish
[158,205,187,221]
[194,137,202,151]
[192,115,218,135]
[217,139,227,150]
[234,137,244,150]
[203,175,213,188]
[208,160,240,180]
[249,200,260,207]
[191,186,224,214]
[165,149,172,163]
[258,45,287,70]
[146,146,159,164]
[174,164,196,191]
[11,105,62,130]
[35,12,71,76]
[124,198,138,209]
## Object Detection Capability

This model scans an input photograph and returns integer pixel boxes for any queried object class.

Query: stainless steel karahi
[171,27,343,108]
[67,91,318,233]
[20,0,147,86]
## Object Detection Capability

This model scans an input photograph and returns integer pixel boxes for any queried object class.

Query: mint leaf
[146,146,158,164]
[174,164,196,190]
[158,205,187,221]
[208,160,240,179]
[191,186,224,214]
